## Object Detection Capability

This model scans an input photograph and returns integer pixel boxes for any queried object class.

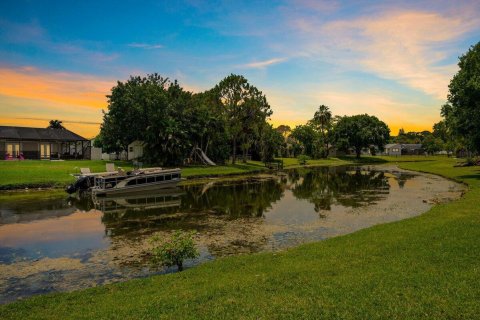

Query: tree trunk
[232,137,237,164]
[177,260,183,272]
[356,147,361,159]
[205,137,210,155]
[242,147,247,163]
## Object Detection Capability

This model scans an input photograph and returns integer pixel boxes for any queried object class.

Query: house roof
[385,143,400,149]
[385,143,423,150]
[400,144,423,149]
[0,126,87,141]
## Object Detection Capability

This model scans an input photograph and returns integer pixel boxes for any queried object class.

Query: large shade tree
[99,74,192,165]
[332,114,390,158]
[290,124,320,158]
[445,41,480,153]
[214,74,272,164]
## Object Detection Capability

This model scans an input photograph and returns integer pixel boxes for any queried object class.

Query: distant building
[0,126,90,160]
[128,140,144,160]
[384,143,423,156]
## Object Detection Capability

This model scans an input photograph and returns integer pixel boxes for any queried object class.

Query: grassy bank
[1,157,479,319]
[0,157,362,190]
[0,160,267,190]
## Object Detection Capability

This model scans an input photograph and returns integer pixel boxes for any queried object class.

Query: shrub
[297,155,310,165]
[150,230,199,271]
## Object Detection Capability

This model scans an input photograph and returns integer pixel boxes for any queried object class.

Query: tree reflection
[290,166,393,216]
[93,178,284,236]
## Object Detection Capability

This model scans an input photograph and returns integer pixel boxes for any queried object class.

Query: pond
[0,165,464,304]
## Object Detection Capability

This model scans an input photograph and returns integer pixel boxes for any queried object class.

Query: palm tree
[311,105,332,158]
[48,120,64,129]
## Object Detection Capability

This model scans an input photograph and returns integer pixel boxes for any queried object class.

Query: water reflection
[0,166,413,262]
[0,165,464,304]
[290,167,390,214]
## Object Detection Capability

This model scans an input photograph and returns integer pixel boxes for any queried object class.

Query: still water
[0,165,463,304]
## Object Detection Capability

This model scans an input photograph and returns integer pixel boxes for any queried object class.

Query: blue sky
[0,0,479,137]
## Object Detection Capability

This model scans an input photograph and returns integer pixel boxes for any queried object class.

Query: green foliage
[422,134,444,155]
[99,73,273,165]
[446,41,480,152]
[214,74,272,164]
[290,124,320,158]
[150,230,199,271]
[394,130,430,144]
[259,124,284,162]
[309,105,333,158]
[47,120,64,129]
[332,114,390,158]
[297,154,310,165]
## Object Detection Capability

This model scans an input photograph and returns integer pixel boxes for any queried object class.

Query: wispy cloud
[0,20,119,65]
[286,6,480,100]
[241,57,287,69]
[127,42,164,49]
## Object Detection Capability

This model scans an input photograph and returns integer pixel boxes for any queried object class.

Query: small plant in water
[150,230,199,271]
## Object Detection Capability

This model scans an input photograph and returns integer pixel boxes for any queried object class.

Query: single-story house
[384,143,423,156]
[0,126,90,160]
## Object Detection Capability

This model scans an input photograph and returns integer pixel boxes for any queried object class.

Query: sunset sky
[1,0,479,138]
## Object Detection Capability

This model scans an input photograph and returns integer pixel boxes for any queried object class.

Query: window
[156,175,164,182]
[147,176,155,183]
[127,179,136,186]
[172,173,179,179]
[40,143,51,158]
[6,143,20,157]
[129,147,133,152]
[137,178,147,184]
[164,175,171,181]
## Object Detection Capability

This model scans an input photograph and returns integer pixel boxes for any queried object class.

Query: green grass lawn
[0,160,133,189]
[0,160,270,189]
[1,156,479,319]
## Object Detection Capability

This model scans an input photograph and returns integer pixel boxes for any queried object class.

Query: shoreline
[0,157,366,192]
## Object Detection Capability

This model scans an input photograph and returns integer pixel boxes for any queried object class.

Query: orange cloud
[0,66,113,109]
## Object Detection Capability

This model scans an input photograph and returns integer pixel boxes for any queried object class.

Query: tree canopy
[332,114,390,158]
[445,41,480,152]
[97,73,273,165]
[214,74,272,164]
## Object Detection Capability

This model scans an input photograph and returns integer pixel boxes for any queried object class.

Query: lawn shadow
[458,168,480,181]
[338,156,389,164]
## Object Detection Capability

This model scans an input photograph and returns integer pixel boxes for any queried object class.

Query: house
[128,140,144,160]
[384,143,423,156]
[0,126,90,160]
[384,144,402,156]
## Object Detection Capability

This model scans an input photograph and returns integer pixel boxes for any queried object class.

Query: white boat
[91,168,182,196]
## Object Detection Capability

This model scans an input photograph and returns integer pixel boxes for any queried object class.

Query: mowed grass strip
[0,157,479,319]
